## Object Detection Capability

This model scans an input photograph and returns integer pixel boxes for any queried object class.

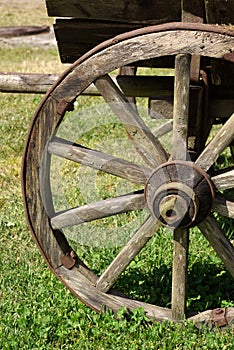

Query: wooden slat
[213,194,234,219]
[51,192,145,229]
[198,214,234,278]
[212,169,234,191]
[196,113,234,172]
[96,216,160,293]
[51,28,234,102]
[171,228,189,320]
[48,137,151,184]
[172,54,191,160]
[0,73,59,94]
[117,76,174,98]
[46,0,181,23]
[171,54,191,320]
[0,25,50,38]
[152,120,173,137]
[94,74,168,168]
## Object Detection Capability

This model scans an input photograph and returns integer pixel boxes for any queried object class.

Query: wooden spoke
[152,119,173,138]
[212,169,234,191]
[94,74,168,168]
[172,54,191,161]
[22,23,234,325]
[196,113,234,172]
[213,194,234,219]
[198,214,234,278]
[48,137,151,184]
[96,216,160,293]
[171,54,191,320]
[51,191,145,229]
[171,228,189,320]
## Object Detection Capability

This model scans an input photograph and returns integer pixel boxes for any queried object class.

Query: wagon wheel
[22,23,234,326]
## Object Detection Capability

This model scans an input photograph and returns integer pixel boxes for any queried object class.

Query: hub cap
[145,161,215,228]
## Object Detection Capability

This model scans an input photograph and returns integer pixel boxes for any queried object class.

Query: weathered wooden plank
[171,54,191,320]
[48,137,151,184]
[51,27,234,102]
[0,25,50,38]
[152,120,173,137]
[172,54,191,160]
[117,76,174,98]
[213,194,234,219]
[46,0,181,23]
[196,113,234,172]
[117,76,234,99]
[149,98,173,119]
[198,214,234,278]
[51,192,145,229]
[0,73,59,94]
[212,169,234,191]
[96,216,160,293]
[171,228,189,320]
[94,74,168,168]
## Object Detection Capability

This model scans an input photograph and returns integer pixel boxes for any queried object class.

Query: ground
[0,0,56,48]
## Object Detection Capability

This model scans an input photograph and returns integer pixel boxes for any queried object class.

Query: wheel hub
[145,161,215,228]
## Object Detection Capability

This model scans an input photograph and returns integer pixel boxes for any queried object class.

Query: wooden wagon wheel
[22,23,234,326]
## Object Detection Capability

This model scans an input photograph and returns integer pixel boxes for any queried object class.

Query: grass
[0,2,234,349]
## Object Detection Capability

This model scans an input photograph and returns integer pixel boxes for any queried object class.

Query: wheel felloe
[145,161,215,228]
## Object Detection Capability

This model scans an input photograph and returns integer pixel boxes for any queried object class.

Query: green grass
[1,90,234,349]
[0,4,234,347]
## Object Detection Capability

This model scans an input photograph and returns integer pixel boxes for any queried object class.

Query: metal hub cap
[145,161,215,228]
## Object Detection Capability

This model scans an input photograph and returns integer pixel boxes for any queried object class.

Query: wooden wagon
[22,0,234,327]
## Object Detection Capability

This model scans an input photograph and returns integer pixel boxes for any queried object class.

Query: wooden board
[0,25,50,38]
[46,0,181,23]
[54,19,144,63]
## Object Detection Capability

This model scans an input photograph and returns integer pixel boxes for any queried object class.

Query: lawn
[0,1,234,349]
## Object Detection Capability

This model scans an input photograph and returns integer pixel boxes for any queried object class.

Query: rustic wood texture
[196,113,234,172]
[213,195,234,219]
[171,228,189,320]
[46,0,181,23]
[152,120,173,137]
[94,74,168,168]
[54,19,145,63]
[117,76,174,98]
[0,25,50,38]
[170,54,191,320]
[198,215,234,278]
[96,216,160,293]
[0,73,59,94]
[52,27,234,102]
[22,25,234,323]
[51,192,145,229]
[48,137,151,184]
[212,170,234,191]
[172,54,190,160]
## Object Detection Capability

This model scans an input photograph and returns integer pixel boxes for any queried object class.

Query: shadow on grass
[115,261,233,312]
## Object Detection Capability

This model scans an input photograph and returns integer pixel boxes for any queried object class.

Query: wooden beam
[46,0,181,23]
